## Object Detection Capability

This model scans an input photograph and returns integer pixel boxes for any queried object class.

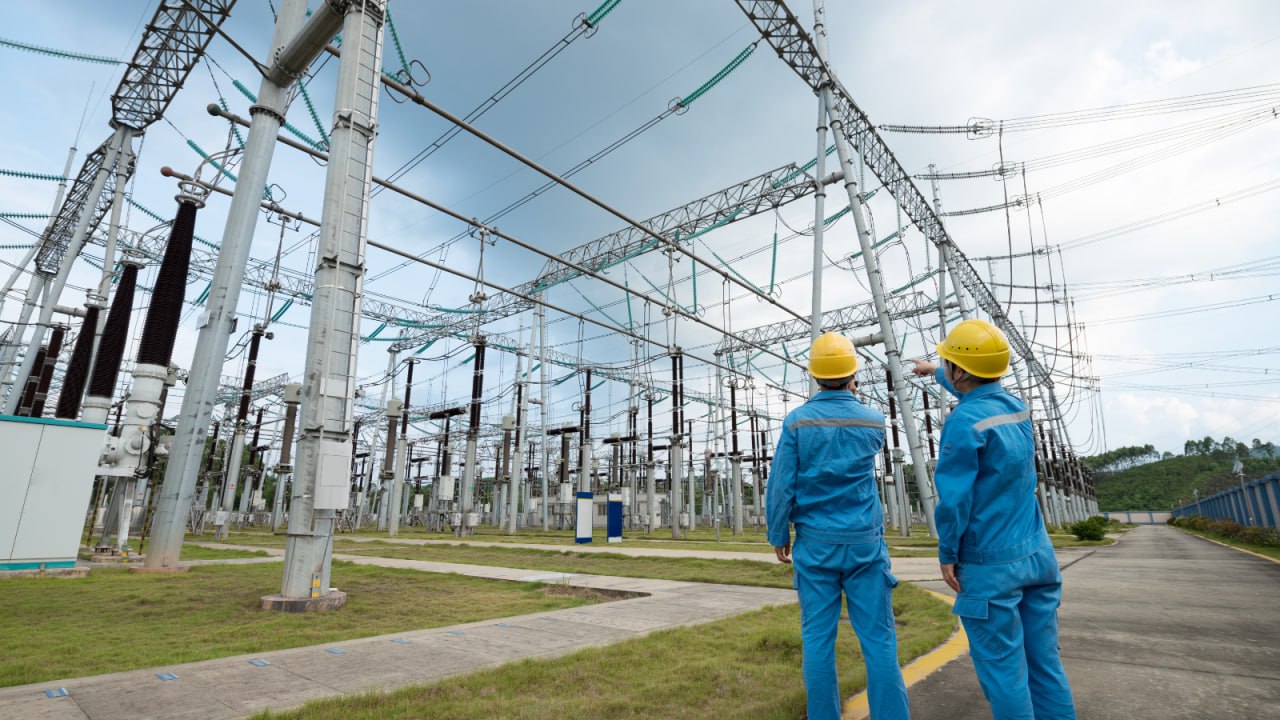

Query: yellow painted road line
[842,589,968,720]
[1176,527,1280,566]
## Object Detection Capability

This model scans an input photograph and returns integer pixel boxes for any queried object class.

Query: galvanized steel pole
[276,0,385,604]
[146,0,311,569]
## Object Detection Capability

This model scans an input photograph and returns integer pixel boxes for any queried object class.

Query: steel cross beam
[34,138,124,274]
[215,372,290,406]
[735,0,1053,390]
[33,0,235,275]
[112,0,237,130]
[718,291,941,355]
[167,158,816,350]
[388,161,818,350]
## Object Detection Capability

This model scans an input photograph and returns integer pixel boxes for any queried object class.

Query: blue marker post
[607,492,624,543]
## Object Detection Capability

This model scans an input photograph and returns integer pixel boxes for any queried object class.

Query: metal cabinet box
[1,415,106,570]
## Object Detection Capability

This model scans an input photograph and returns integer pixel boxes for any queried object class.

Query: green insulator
[0,36,120,66]
[0,167,66,182]
[585,0,623,27]
[270,299,293,322]
[218,98,246,149]
[187,139,239,184]
[677,43,755,109]
[709,247,766,296]
[232,79,257,103]
[281,120,324,152]
[384,5,411,76]
[823,206,851,226]
[772,145,834,189]
[298,80,330,148]
[684,207,744,242]
[126,198,165,223]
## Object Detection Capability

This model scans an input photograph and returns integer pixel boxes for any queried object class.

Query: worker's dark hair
[816,374,856,389]
[945,360,999,385]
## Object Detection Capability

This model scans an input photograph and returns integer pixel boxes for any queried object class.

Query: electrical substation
[1,1,1277,718]
[0,0,1141,591]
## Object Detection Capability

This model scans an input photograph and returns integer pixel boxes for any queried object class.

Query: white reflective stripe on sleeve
[790,417,884,429]
[972,409,1031,432]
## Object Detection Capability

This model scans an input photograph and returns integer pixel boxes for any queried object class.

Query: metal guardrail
[1171,472,1280,529]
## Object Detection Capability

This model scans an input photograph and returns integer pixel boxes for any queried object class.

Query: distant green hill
[1092,446,1280,511]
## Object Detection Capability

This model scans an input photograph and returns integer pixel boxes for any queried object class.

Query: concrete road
[906,525,1280,719]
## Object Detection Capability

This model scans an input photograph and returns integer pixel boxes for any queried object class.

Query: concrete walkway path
[0,547,795,720]
[904,525,1280,720]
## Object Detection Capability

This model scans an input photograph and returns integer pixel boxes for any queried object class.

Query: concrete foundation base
[0,566,90,579]
[260,590,349,612]
[129,564,191,574]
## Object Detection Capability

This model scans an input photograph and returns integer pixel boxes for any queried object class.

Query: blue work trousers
[952,542,1076,720]
[793,537,909,720]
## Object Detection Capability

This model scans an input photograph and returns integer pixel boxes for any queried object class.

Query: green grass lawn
[332,540,799,588]
[0,562,596,687]
[219,529,940,557]
[251,582,955,720]
[79,539,273,561]
[1047,533,1116,549]
[178,543,274,560]
[1175,526,1280,561]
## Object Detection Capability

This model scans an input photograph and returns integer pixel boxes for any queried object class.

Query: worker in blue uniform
[912,319,1076,720]
[768,332,909,720]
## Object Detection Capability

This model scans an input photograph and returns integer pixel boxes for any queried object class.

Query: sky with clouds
[0,0,1277,466]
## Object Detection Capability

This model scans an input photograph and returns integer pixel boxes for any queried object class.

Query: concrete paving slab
[0,694,90,720]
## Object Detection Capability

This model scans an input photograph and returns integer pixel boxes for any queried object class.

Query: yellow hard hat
[808,332,859,379]
[936,319,1010,378]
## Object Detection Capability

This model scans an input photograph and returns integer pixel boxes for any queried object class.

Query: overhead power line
[1088,293,1279,327]
[881,82,1280,135]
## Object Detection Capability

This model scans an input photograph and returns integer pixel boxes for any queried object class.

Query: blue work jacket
[767,390,887,547]
[934,368,1047,565]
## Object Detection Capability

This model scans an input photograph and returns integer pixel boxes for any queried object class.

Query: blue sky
[1,0,1277,464]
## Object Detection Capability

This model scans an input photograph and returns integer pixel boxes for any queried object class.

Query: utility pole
[272,384,300,532]
[809,89,829,397]
[458,337,485,536]
[728,377,745,535]
[886,370,910,535]
[812,0,938,538]
[538,299,550,530]
[381,399,403,536]
[147,0,312,570]
[272,0,386,608]
[669,353,684,539]
[238,406,266,515]
[389,358,416,535]
[509,318,532,534]
[217,325,268,540]
[646,392,656,533]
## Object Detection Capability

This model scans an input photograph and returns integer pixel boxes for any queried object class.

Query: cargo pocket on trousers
[951,596,988,620]
[953,596,1018,661]
[883,569,900,625]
